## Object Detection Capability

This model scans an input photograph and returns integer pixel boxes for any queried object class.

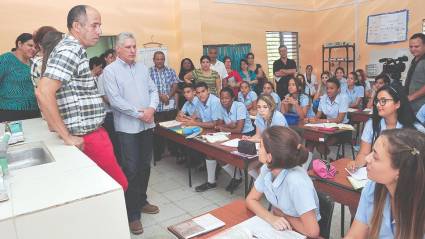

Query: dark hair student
[262,126,309,169]
[246,126,320,237]
[345,128,425,239]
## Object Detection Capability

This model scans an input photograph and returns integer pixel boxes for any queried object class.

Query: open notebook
[169,213,225,239]
[211,216,306,239]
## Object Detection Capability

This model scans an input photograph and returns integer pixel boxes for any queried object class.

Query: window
[86,35,116,59]
[265,31,299,80]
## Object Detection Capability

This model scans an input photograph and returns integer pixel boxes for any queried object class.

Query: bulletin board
[366,9,409,45]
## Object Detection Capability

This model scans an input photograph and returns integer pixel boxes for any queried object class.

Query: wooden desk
[293,124,355,161]
[308,158,361,237]
[179,200,255,239]
[155,126,257,196]
[348,110,371,124]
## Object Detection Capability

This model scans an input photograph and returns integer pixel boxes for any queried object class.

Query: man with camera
[405,33,425,113]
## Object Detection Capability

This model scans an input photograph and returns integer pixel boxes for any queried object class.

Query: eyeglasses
[374,98,394,106]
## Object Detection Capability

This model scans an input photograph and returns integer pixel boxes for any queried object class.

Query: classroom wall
[0,0,424,76]
[199,0,316,75]
[312,0,425,76]
[0,0,182,69]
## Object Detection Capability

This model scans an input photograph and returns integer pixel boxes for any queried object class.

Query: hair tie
[411,147,420,156]
[297,144,302,151]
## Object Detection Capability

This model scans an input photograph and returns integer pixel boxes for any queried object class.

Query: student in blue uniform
[181,81,220,128]
[281,76,314,120]
[176,83,199,121]
[238,81,257,111]
[366,74,391,109]
[213,87,255,191]
[306,77,349,124]
[181,82,223,193]
[345,128,425,239]
[305,77,349,156]
[243,95,288,143]
[343,72,364,108]
[262,81,281,111]
[246,126,321,238]
[347,84,425,171]
[335,67,347,91]
[175,83,203,164]
[215,87,255,135]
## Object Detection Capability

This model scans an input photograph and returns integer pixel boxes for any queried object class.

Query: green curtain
[203,44,251,70]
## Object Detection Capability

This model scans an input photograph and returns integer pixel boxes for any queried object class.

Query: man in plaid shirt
[149,51,179,162]
[36,5,128,191]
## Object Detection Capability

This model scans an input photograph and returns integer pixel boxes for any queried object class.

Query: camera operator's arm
[408,85,425,102]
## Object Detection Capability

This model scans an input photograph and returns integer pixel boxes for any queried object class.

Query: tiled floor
[132,146,355,239]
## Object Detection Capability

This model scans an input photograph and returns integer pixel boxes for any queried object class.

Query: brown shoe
[129,220,144,235]
[141,202,159,214]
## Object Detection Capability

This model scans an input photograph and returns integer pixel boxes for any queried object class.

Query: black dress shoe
[225,178,242,192]
[195,182,217,192]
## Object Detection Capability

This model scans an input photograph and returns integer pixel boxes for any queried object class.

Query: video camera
[378,56,408,84]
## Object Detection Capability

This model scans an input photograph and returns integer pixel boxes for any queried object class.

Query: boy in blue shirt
[176,83,199,121]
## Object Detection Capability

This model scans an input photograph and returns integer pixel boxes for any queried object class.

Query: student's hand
[307,117,317,123]
[269,215,292,231]
[177,111,185,118]
[241,135,251,140]
[347,161,358,173]
[288,97,298,105]
[214,125,223,131]
[182,118,197,127]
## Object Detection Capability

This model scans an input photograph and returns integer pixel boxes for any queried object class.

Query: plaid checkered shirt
[43,35,105,135]
[149,66,178,112]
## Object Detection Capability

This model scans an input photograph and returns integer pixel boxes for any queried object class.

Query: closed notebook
[169,213,225,239]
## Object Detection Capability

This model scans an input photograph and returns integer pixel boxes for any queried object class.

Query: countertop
[0,118,123,221]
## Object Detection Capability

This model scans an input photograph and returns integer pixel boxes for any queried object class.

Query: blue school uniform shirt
[343,85,364,106]
[219,101,254,134]
[196,94,221,122]
[255,165,321,221]
[339,78,348,91]
[284,93,315,118]
[181,97,200,116]
[361,118,425,144]
[270,92,281,110]
[355,181,395,238]
[238,91,258,108]
[255,110,288,134]
[318,93,349,123]
[417,104,425,124]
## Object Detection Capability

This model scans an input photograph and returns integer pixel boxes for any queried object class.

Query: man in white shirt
[208,47,228,80]
[304,64,317,97]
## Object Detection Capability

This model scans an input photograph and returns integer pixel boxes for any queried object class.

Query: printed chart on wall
[366,9,409,44]
[137,47,168,68]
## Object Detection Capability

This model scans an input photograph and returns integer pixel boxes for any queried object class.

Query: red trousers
[83,127,128,191]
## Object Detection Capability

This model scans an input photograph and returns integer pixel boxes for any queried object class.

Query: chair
[318,192,335,239]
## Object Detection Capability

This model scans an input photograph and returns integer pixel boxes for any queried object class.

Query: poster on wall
[137,47,168,68]
[366,9,408,44]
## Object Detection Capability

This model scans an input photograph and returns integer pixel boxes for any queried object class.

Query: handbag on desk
[312,159,336,179]
[237,140,257,156]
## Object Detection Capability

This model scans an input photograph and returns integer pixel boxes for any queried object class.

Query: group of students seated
[171,56,425,237]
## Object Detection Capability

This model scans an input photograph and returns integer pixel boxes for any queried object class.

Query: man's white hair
[116,32,135,47]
